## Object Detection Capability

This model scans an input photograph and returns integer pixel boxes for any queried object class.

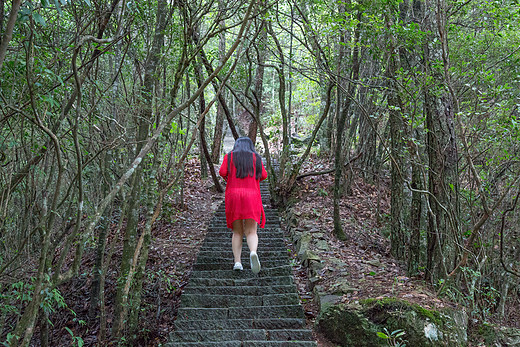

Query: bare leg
[243,218,258,253]
[244,219,261,273]
[232,219,244,264]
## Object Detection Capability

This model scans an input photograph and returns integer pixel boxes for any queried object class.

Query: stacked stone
[168,181,317,346]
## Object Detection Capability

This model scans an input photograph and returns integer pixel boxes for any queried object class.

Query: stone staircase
[168,181,317,346]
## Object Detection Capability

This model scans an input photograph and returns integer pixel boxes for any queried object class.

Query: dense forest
[1,0,519,345]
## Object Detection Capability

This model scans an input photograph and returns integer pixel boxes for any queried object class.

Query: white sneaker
[233,262,243,271]
[250,251,261,274]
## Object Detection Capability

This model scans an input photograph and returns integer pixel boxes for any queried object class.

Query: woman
[219,137,267,273]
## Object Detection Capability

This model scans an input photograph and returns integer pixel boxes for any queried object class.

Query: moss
[412,303,443,325]
[317,303,384,347]
[360,297,443,326]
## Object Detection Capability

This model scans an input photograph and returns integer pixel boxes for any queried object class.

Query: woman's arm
[219,154,228,179]
[260,162,267,181]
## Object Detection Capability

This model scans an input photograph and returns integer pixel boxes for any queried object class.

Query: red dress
[219,153,268,228]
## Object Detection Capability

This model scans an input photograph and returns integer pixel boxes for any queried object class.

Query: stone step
[203,231,286,237]
[170,329,267,343]
[176,304,305,320]
[204,230,284,235]
[170,329,314,343]
[211,217,279,222]
[208,225,280,230]
[182,285,298,296]
[196,250,289,259]
[200,242,287,250]
[173,318,306,331]
[192,259,291,270]
[194,255,290,264]
[207,226,282,231]
[210,215,279,222]
[180,293,300,308]
[185,275,295,287]
[167,341,317,347]
[202,236,286,245]
[189,266,292,279]
[213,209,278,215]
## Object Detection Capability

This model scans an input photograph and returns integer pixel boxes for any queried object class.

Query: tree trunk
[248,20,267,143]
[386,13,407,261]
[408,138,423,276]
[333,9,361,241]
[0,0,22,71]
[423,0,460,285]
[193,53,223,192]
[113,0,167,338]
[210,0,226,163]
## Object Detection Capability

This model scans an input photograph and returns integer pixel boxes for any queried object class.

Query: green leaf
[369,271,376,276]
[376,332,389,339]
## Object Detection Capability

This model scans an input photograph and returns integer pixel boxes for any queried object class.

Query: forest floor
[50,155,516,346]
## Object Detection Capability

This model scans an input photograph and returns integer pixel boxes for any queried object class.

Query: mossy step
[202,237,287,246]
[180,293,300,308]
[189,266,292,279]
[199,243,287,251]
[207,228,283,234]
[242,342,317,347]
[193,256,290,265]
[209,224,280,230]
[185,275,295,287]
[207,226,283,232]
[167,341,317,347]
[210,217,279,223]
[201,237,285,243]
[213,209,278,215]
[170,329,314,343]
[182,284,298,296]
[173,317,306,331]
[196,250,289,259]
[176,304,305,320]
[169,329,267,342]
[166,341,241,347]
[202,231,287,239]
[192,259,290,270]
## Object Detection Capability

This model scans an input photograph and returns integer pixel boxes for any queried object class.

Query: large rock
[476,323,520,346]
[317,298,468,347]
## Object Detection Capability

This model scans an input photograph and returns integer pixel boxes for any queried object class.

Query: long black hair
[229,137,263,180]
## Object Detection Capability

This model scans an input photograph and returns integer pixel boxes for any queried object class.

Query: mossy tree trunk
[210,0,227,163]
[333,8,361,241]
[113,0,168,338]
[423,0,460,283]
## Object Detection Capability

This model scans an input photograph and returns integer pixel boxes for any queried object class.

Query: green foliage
[65,327,85,347]
[377,328,407,347]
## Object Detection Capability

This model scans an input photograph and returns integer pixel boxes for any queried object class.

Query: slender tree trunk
[89,150,112,320]
[193,53,223,192]
[423,0,460,284]
[408,136,423,276]
[248,20,267,143]
[0,0,22,71]
[333,10,361,241]
[211,0,227,162]
[113,0,167,337]
[386,13,407,260]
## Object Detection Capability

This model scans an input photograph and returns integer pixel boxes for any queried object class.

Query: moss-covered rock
[317,298,467,347]
[317,303,384,347]
[474,322,520,346]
